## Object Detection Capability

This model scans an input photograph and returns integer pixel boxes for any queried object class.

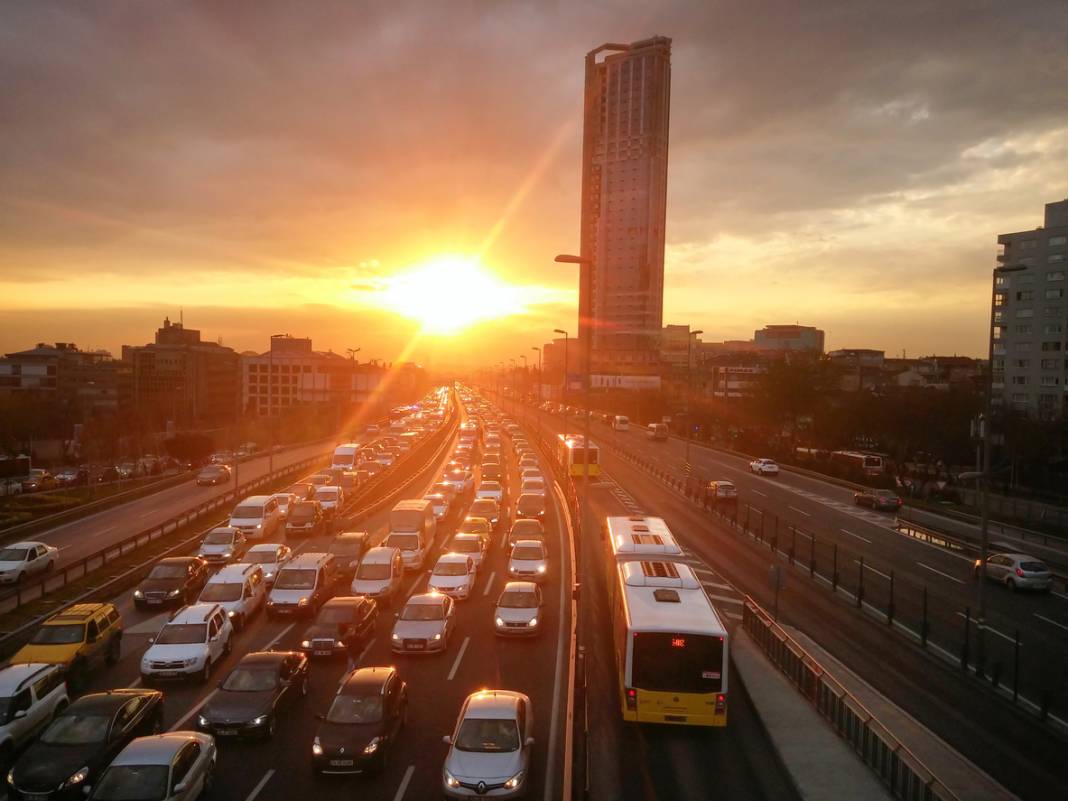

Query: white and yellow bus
[610,559,729,726]
[602,516,683,588]
[555,433,601,478]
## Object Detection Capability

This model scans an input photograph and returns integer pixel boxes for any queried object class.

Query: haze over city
[3,0,1067,365]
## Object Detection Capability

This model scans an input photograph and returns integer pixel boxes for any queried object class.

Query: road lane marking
[263,622,295,651]
[245,769,275,801]
[841,528,872,544]
[127,677,141,688]
[1052,591,1068,602]
[787,505,812,518]
[138,508,162,519]
[704,593,743,606]
[447,636,470,680]
[392,765,415,801]
[170,688,216,731]
[482,570,496,596]
[954,612,1016,644]
[916,562,965,584]
[751,489,767,498]
[98,525,116,535]
[723,611,743,621]
[854,560,891,580]
[1035,613,1068,632]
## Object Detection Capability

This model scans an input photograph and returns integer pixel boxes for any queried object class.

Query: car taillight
[1015,567,1024,577]
[715,694,726,714]
[625,688,638,710]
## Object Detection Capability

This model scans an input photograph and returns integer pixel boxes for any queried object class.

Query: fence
[744,598,960,801]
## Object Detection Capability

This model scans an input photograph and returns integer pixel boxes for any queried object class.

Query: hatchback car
[391,593,455,654]
[195,651,308,740]
[428,553,477,600]
[458,517,494,549]
[508,541,548,584]
[195,527,247,567]
[327,532,370,583]
[507,519,546,548]
[242,543,293,587]
[974,553,1053,592]
[134,557,210,610]
[853,488,903,511]
[299,596,377,658]
[86,732,216,801]
[442,690,534,799]
[470,498,502,531]
[311,666,407,775]
[494,582,543,637]
[0,541,58,584]
[514,493,546,522]
[708,480,738,507]
[447,534,487,568]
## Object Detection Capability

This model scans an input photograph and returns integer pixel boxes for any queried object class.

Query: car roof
[210,563,261,581]
[462,690,527,719]
[238,495,271,505]
[111,733,208,766]
[284,552,331,567]
[511,519,543,529]
[322,596,369,609]
[46,602,112,623]
[997,552,1044,562]
[0,663,59,694]
[234,651,289,668]
[207,526,239,536]
[406,592,446,605]
[158,556,200,565]
[361,546,400,560]
[501,581,537,593]
[170,603,220,624]
[247,543,285,553]
[437,552,470,564]
[451,533,482,542]
[65,689,157,715]
[340,666,395,693]
[7,541,46,549]
[512,540,545,551]
[332,532,368,542]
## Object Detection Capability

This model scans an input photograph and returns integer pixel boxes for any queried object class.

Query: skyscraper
[578,36,672,376]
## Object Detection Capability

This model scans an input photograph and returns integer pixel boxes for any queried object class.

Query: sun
[376,256,524,334]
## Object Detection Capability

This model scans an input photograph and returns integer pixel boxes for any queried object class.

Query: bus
[830,450,885,476]
[555,434,601,478]
[612,415,630,431]
[610,559,729,727]
[602,516,684,602]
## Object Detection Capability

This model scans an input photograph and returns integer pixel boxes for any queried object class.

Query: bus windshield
[631,632,724,693]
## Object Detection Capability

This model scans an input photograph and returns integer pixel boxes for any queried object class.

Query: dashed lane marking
[393,765,415,801]
[751,489,767,498]
[482,570,496,596]
[1034,613,1068,633]
[170,689,216,731]
[840,528,872,544]
[954,612,1016,644]
[787,505,812,518]
[245,769,275,801]
[704,592,744,607]
[916,562,965,585]
[854,560,891,580]
[447,636,470,681]
[263,622,296,651]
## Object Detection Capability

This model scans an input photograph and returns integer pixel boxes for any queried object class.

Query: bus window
[631,632,724,693]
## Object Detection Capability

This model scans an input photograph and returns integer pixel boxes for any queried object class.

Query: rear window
[1020,562,1047,572]
[632,632,724,693]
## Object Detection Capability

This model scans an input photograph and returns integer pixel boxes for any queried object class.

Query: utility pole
[554,330,568,436]
[685,329,704,477]
[556,254,592,539]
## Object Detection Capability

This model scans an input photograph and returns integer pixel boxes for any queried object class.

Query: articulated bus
[610,559,729,727]
[602,516,684,589]
[555,434,601,478]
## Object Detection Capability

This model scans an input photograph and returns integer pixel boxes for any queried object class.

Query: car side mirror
[442,735,452,745]
[525,736,535,746]
[148,637,155,645]
[173,782,187,794]
[12,709,26,720]
[394,612,399,619]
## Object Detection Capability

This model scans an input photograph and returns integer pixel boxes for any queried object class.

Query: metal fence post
[856,557,864,608]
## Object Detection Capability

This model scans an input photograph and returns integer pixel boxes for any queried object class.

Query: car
[195,651,308,740]
[7,689,164,800]
[431,481,460,508]
[10,603,123,687]
[442,690,533,799]
[312,666,407,775]
[195,527,247,566]
[308,473,334,488]
[0,541,58,584]
[481,462,503,482]
[134,557,211,609]
[853,488,903,511]
[447,533,487,568]
[508,540,548,584]
[86,731,216,801]
[286,500,326,538]
[266,552,338,619]
[475,481,504,505]
[425,493,450,521]
[390,593,455,654]
[514,493,546,521]
[315,486,344,519]
[520,477,546,497]
[519,468,542,482]
[469,498,502,530]
[198,563,266,630]
[228,495,285,539]
[210,451,235,466]
[507,519,546,548]
[974,553,1053,592]
[749,458,780,476]
[428,553,477,600]
[299,596,377,658]
[518,456,539,471]
[53,467,89,487]
[140,604,233,684]
[350,547,404,608]
[708,480,738,507]
[242,543,293,587]
[284,482,317,501]
[494,582,543,637]
[194,465,230,486]
[21,469,56,493]
[327,532,370,583]
[0,664,70,778]
[458,516,494,549]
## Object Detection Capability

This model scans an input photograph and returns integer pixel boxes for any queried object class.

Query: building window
[1043,324,1064,335]
[1013,358,1030,368]
[995,275,1008,287]
[1049,271,1066,281]
[1045,288,1064,299]
[1041,376,1060,386]
[1018,273,1035,284]
[1020,240,1038,250]
[1014,324,1032,334]
[994,292,1005,306]
[1016,290,1034,301]
[1020,257,1036,266]
[1015,342,1032,352]
[1049,254,1066,264]
[1041,342,1063,351]
[1040,358,1058,369]
[1015,309,1034,318]
[1049,235,1067,247]
[1012,376,1028,385]
[1044,306,1060,316]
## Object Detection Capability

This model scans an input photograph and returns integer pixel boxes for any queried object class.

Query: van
[384,499,437,571]
[199,563,266,630]
[332,443,361,470]
[647,422,668,441]
[350,546,404,607]
[228,495,284,540]
[267,552,337,619]
[612,415,630,431]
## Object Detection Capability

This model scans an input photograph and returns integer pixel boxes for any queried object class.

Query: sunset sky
[2,1,1067,366]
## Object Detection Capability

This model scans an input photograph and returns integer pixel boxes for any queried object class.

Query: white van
[228,495,284,540]
[612,415,630,431]
[350,546,405,607]
[647,422,668,441]
[332,443,361,469]
[384,499,437,572]
[198,563,266,630]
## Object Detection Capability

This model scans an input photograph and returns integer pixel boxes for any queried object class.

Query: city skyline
[2,1,1068,366]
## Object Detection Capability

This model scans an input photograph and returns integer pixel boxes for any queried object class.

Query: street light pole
[684,329,704,477]
[556,254,592,539]
[554,329,568,436]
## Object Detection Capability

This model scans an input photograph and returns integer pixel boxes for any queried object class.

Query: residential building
[0,342,126,417]
[122,317,240,428]
[753,325,825,354]
[994,198,1068,419]
[578,36,672,376]
[660,324,702,368]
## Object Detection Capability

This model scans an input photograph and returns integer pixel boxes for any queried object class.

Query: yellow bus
[610,559,729,726]
[602,516,683,590]
[555,433,601,478]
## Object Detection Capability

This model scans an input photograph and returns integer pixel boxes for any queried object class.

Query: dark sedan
[133,556,210,610]
[195,651,308,740]
[312,666,407,774]
[195,465,231,486]
[853,488,903,511]
[7,689,163,801]
[327,533,371,583]
[285,482,317,502]
[299,596,377,658]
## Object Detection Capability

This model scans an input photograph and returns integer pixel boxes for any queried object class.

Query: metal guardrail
[743,597,961,801]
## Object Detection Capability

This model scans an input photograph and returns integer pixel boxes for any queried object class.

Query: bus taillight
[626,688,638,711]
[715,694,726,714]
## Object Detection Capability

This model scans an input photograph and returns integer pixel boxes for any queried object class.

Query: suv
[140,604,234,684]
[286,501,326,538]
[10,603,123,688]
[267,553,338,619]
[0,664,69,776]
[198,563,266,630]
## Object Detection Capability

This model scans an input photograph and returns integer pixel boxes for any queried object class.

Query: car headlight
[167,588,182,597]
[504,769,525,789]
[334,639,345,648]
[298,597,309,606]
[432,632,442,640]
[495,617,505,627]
[227,610,236,618]
[197,714,209,727]
[222,551,233,559]
[61,766,90,788]
[301,640,311,648]
[251,715,268,726]
[536,565,546,573]
[444,768,460,788]
[312,737,323,756]
[6,768,14,785]
[183,657,200,667]
[255,523,262,529]
[363,736,381,755]
[134,589,144,599]
[391,632,401,641]
[527,617,538,627]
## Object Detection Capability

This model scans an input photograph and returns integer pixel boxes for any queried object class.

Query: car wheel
[106,636,121,666]
[265,715,277,740]
[198,659,212,684]
[223,636,233,656]
[1006,577,1017,592]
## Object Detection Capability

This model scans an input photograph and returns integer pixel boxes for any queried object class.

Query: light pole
[684,329,704,478]
[556,253,593,537]
[554,329,568,435]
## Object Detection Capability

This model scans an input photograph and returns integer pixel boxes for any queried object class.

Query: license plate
[25,794,48,801]
[147,599,162,605]
[217,729,238,736]
[330,759,354,767]
[406,642,425,650]
[156,671,179,678]
[314,650,332,656]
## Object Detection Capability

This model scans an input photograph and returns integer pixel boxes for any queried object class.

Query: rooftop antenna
[180,308,184,326]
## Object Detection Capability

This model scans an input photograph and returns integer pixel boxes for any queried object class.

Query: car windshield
[461,520,489,533]
[200,467,224,475]
[434,561,469,576]
[232,506,263,519]
[290,505,316,520]
[499,591,537,609]
[203,531,234,545]
[330,540,363,556]
[480,482,501,492]
[451,539,479,554]
[327,693,383,724]
[318,606,356,624]
[315,490,337,501]
[513,546,544,561]
[471,502,496,516]
[92,765,170,801]
[400,603,443,621]
[0,548,28,561]
[517,498,543,512]
[286,485,310,497]
[148,563,187,579]
[40,712,110,745]
[200,582,242,602]
[355,562,390,580]
[511,522,542,538]
[156,623,206,645]
[386,533,419,551]
[274,568,315,590]
[30,624,85,645]
[222,667,278,692]
[454,717,520,752]
[246,551,280,565]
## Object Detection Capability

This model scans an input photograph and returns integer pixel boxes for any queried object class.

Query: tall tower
[579,36,672,375]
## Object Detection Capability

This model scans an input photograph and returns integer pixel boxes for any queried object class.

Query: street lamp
[684,329,704,478]
[553,329,568,435]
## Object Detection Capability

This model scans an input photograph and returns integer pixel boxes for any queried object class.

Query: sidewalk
[732,627,894,801]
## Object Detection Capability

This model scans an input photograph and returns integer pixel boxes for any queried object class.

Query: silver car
[391,592,455,654]
[508,540,548,584]
[442,690,534,798]
[88,732,216,801]
[494,582,543,637]
[974,552,1053,592]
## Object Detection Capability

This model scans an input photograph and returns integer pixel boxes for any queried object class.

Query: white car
[391,592,455,654]
[749,458,780,476]
[228,495,285,540]
[268,492,298,519]
[243,543,293,586]
[520,477,546,497]
[442,690,533,799]
[508,540,548,583]
[197,563,266,629]
[447,533,487,568]
[974,552,1053,592]
[428,553,477,600]
[0,664,69,760]
[494,581,543,636]
[475,481,504,505]
[89,732,216,801]
[519,468,542,483]
[0,542,58,584]
[196,527,247,567]
[315,486,344,518]
[140,603,233,684]
[425,493,450,521]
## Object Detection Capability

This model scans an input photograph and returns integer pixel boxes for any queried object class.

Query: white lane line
[447,636,470,680]
[98,525,116,535]
[787,505,812,518]
[482,570,496,597]
[916,562,965,585]
[138,508,161,519]
[244,769,275,801]
[170,689,216,731]
[392,765,415,801]
[841,528,872,544]
[954,612,1016,644]
[127,677,141,688]
[704,593,743,607]
[1051,591,1068,602]
[702,580,734,591]
[723,611,743,621]
[1035,613,1068,633]
[751,489,767,498]
[339,638,378,684]
[262,622,295,651]
[854,560,891,580]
